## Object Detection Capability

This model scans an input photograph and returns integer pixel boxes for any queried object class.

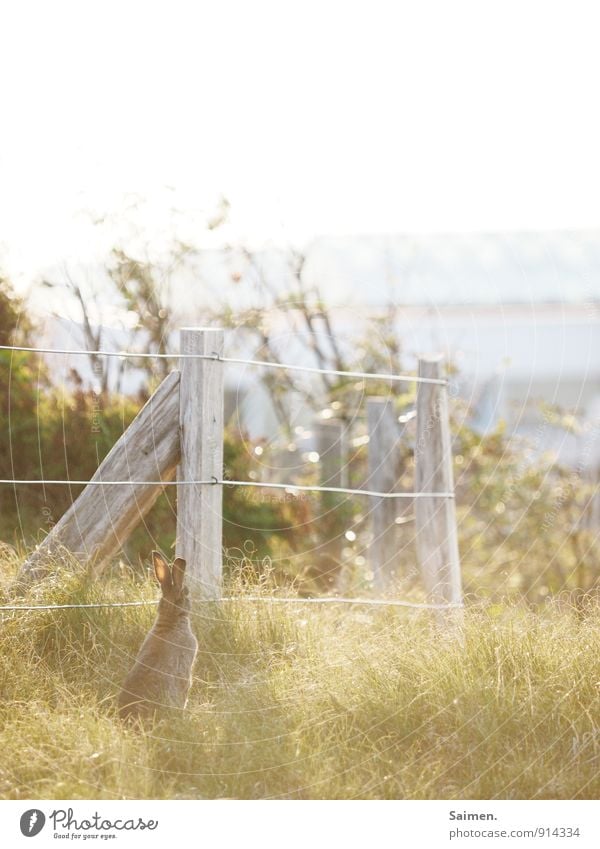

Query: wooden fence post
[367,397,404,591]
[314,418,346,587]
[316,418,346,490]
[177,327,225,600]
[414,355,462,612]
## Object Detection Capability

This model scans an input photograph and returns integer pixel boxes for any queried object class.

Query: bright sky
[1,0,600,291]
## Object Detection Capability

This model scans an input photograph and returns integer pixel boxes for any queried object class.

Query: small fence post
[367,397,403,591]
[314,418,346,587]
[414,355,462,615]
[316,418,347,490]
[177,327,224,600]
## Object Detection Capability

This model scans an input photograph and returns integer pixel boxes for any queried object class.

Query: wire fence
[0,343,452,497]
[0,596,463,612]
[0,478,453,499]
[0,343,448,385]
[1,340,460,612]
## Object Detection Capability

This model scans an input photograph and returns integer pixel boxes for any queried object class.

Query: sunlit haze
[1,0,600,292]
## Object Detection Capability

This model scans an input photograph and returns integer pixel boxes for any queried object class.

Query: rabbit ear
[152,551,172,590]
[172,557,186,593]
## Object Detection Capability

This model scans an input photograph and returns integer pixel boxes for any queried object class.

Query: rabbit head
[152,551,191,616]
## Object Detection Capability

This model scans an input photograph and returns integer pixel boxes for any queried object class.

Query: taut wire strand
[0,344,447,385]
[0,596,463,612]
[0,478,454,498]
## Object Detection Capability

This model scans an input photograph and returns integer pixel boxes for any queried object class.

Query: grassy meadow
[0,550,599,800]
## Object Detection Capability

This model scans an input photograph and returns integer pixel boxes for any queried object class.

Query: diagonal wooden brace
[17,370,181,585]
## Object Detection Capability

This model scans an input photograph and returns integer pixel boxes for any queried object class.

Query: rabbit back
[118,619,198,721]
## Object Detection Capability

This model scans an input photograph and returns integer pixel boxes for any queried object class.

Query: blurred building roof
[310,230,600,306]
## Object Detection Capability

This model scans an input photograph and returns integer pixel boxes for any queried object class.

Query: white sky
[1,0,600,291]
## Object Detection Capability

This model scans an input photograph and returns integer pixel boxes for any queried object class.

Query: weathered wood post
[315,418,346,587]
[177,327,225,600]
[367,397,403,591]
[316,418,348,490]
[414,355,462,615]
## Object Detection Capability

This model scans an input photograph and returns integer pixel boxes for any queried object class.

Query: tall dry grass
[0,551,598,799]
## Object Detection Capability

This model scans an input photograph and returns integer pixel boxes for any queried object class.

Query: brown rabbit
[118,551,198,722]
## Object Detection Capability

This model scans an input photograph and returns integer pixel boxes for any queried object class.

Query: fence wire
[0,478,454,498]
[0,596,463,612]
[0,340,458,614]
[0,344,447,385]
